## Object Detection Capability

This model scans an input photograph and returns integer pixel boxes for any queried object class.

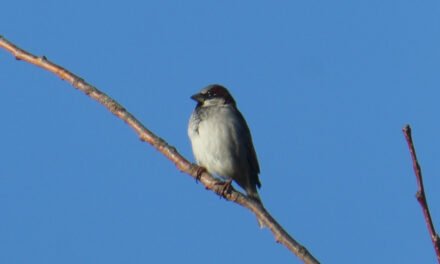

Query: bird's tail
[247,190,263,205]
[246,189,266,228]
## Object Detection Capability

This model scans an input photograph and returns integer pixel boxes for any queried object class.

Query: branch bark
[402,125,440,263]
[0,35,319,264]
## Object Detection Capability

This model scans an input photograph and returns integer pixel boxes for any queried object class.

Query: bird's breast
[188,107,241,178]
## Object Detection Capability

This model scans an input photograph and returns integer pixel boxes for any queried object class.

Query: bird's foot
[191,165,206,183]
[215,180,233,199]
[195,166,206,183]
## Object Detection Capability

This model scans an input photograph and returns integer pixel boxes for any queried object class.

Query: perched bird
[188,84,263,204]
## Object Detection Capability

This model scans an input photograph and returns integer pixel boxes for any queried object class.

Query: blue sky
[1,1,440,263]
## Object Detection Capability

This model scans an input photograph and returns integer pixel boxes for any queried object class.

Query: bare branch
[402,124,440,263]
[0,35,319,264]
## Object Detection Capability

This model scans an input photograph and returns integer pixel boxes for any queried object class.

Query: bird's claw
[215,180,233,198]
[194,166,206,183]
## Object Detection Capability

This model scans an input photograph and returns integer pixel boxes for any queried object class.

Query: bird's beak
[190,93,205,103]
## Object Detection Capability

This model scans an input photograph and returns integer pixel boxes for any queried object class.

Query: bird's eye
[207,91,216,98]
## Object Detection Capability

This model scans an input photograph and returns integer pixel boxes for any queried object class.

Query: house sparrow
[188,84,263,204]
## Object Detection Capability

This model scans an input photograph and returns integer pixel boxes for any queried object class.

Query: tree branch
[402,124,440,263]
[0,35,319,264]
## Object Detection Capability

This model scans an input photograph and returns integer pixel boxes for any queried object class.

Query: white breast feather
[188,106,239,180]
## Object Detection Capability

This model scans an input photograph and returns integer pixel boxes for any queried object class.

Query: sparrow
[188,84,262,204]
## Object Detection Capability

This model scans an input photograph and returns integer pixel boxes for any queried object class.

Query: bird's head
[191,84,236,108]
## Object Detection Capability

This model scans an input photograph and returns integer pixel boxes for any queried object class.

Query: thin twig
[0,35,319,264]
[402,124,440,263]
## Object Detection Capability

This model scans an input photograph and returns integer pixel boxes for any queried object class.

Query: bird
[188,84,263,204]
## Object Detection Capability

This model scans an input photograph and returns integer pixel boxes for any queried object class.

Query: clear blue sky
[1,1,440,263]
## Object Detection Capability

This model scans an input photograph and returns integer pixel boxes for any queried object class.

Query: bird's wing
[235,109,261,188]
